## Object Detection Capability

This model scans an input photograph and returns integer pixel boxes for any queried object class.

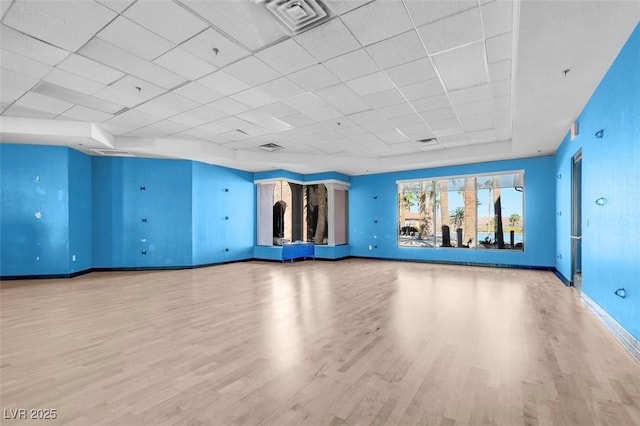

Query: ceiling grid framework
[1,0,639,173]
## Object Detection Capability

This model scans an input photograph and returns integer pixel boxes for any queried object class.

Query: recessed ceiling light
[259,143,284,152]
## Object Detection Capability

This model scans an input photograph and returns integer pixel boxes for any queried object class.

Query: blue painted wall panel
[555,23,640,340]
[1,144,70,276]
[192,161,255,265]
[349,156,556,268]
[68,148,92,273]
[92,157,192,268]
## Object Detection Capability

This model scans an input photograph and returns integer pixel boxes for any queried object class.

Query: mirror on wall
[257,180,348,247]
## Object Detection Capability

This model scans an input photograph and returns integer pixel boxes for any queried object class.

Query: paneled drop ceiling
[1,0,639,174]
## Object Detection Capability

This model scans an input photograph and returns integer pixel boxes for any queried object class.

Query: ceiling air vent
[417,137,438,145]
[254,0,333,34]
[90,148,135,157]
[259,143,284,152]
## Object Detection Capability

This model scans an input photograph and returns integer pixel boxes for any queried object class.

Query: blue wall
[349,156,556,268]
[192,161,255,265]
[92,157,193,268]
[68,149,92,274]
[1,146,256,276]
[1,144,71,276]
[555,23,640,340]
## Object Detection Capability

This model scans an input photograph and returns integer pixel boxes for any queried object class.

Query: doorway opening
[571,150,582,289]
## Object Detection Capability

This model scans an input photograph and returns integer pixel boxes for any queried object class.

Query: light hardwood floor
[1,259,639,425]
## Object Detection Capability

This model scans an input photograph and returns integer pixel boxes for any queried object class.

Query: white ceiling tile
[448,84,491,106]
[362,88,407,109]
[438,134,468,147]
[181,0,287,51]
[411,94,451,113]
[173,82,224,104]
[454,99,493,116]
[124,0,208,44]
[230,88,278,109]
[1,84,27,106]
[341,1,413,46]
[385,58,437,88]
[324,0,372,16]
[32,81,124,114]
[294,18,361,62]
[1,49,52,79]
[96,0,135,13]
[3,1,115,51]
[93,86,145,108]
[418,7,483,54]
[430,119,464,137]
[487,33,512,63]
[315,84,369,115]
[281,113,315,127]
[459,112,494,131]
[57,54,124,85]
[256,39,318,75]
[181,28,251,69]
[489,59,511,82]
[285,93,342,121]
[421,107,457,123]
[210,116,253,133]
[1,0,12,19]
[43,69,104,95]
[13,92,73,115]
[79,39,186,90]
[257,102,298,119]
[323,49,378,82]
[236,111,293,132]
[399,78,445,101]
[288,64,340,91]
[0,25,69,66]
[390,113,424,128]
[197,70,249,96]
[467,129,497,145]
[103,108,164,134]
[0,68,38,93]
[366,30,426,70]
[346,72,394,96]
[493,95,511,110]
[153,48,217,81]
[432,42,488,90]
[135,92,199,118]
[60,105,114,122]
[2,104,56,119]
[349,110,395,132]
[256,78,306,101]
[481,0,513,38]
[126,120,190,138]
[404,1,477,28]
[182,104,229,123]
[491,80,511,98]
[495,127,510,141]
[377,102,415,119]
[208,98,250,116]
[97,16,174,61]
[111,75,166,100]
[377,128,410,144]
[223,56,281,86]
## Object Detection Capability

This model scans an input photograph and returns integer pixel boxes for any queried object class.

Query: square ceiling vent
[254,0,333,34]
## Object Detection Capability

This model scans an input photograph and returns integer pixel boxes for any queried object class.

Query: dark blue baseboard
[1,257,562,281]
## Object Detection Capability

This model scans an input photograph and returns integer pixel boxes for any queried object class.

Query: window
[398,171,524,250]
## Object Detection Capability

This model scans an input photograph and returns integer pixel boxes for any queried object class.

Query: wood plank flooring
[1,259,639,425]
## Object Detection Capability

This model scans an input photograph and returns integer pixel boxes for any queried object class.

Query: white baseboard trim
[581,292,640,363]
